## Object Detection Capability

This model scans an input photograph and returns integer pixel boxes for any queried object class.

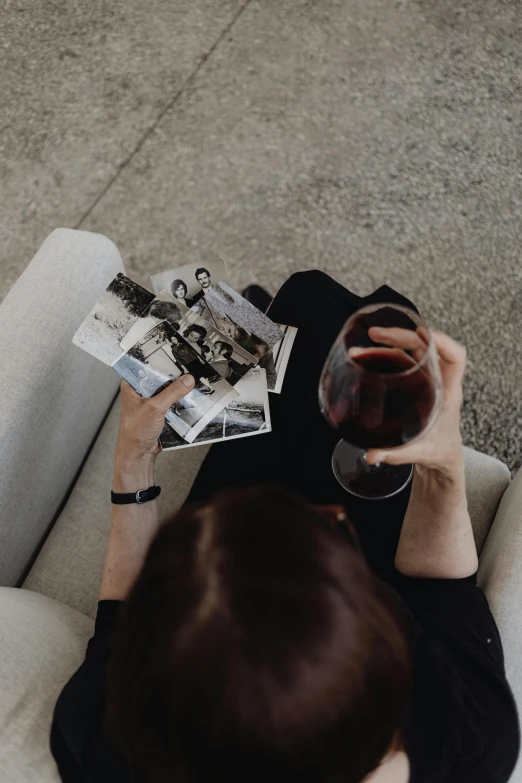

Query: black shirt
[191,288,205,306]
[50,574,520,783]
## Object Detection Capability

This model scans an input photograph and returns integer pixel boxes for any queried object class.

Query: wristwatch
[111,485,161,505]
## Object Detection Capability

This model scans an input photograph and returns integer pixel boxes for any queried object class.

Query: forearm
[99,455,159,601]
[395,455,478,579]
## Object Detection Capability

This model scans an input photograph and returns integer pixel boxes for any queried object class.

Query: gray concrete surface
[1,0,521,472]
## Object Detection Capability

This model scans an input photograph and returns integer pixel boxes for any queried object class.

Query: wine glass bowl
[319,303,442,499]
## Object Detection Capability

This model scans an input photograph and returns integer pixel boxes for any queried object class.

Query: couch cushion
[23,395,209,619]
[0,587,93,783]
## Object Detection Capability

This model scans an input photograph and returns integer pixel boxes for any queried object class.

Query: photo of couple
[150,259,230,307]
[170,268,210,307]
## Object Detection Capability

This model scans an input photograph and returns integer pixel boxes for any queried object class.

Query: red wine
[323,348,437,449]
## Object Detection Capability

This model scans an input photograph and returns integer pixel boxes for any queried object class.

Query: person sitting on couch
[50,272,519,783]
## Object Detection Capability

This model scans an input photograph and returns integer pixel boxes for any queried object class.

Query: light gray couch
[0,229,520,782]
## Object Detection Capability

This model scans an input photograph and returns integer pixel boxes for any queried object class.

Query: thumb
[365,448,398,466]
[153,374,194,411]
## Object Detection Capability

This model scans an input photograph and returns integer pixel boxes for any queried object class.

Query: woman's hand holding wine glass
[319,302,465,498]
[364,326,477,578]
[365,327,467,480]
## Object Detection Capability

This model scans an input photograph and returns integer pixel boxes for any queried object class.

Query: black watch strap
[111,485,161,505]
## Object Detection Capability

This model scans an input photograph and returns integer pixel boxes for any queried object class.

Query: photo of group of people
[192,280,283,359]
[121,290,257,387]
[161,291,258,385]
[150,259,230,307]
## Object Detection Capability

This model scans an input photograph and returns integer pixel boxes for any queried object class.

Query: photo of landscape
[160,368,270,450]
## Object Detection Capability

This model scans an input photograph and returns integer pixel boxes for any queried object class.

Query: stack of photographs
[73,262,298,450]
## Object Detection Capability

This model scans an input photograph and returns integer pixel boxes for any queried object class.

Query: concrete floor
[1,0,521,471]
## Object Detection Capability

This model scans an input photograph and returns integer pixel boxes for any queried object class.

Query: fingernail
[182,374,194,388]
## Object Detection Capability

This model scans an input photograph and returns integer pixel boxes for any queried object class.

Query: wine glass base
[332,439,413,500]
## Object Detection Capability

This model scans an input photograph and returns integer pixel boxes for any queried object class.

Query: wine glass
[319,303,442,499]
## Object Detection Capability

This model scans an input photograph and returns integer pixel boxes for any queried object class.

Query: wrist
[414,454,465,490]
[113,453,156,493]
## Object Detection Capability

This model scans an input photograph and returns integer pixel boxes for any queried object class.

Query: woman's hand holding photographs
[115,374,195,463]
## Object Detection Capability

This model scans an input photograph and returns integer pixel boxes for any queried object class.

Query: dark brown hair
[105,485,412,783]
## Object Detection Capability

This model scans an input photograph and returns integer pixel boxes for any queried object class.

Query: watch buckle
[135,490,146,504]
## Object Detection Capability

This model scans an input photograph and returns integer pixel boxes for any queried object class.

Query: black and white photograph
[119,293,183,351]
[72,273,155,366]
[121,290,258,386]
[160,367,271,450]
[150,259,230,306]
[111,320,238,443]
[192,281,284,360]
[265,324,298,393]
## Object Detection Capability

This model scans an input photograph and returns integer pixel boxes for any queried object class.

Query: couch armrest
[0,587,93,783]
[462,445,511,555]
[0,229,123,586]
[478,468,522,781]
